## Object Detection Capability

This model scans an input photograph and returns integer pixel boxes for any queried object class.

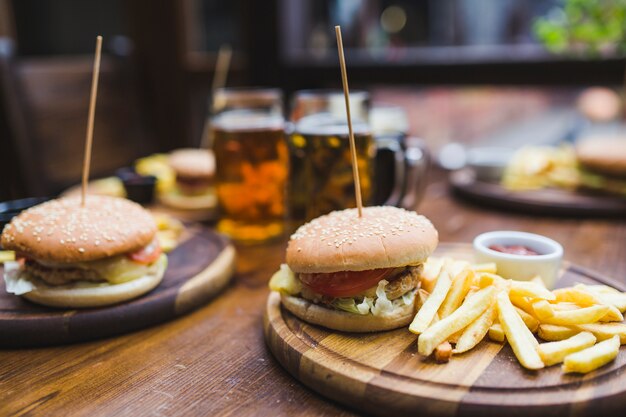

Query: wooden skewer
[335,26,363,218]
[201,44,232,149]
[81,35,103,207]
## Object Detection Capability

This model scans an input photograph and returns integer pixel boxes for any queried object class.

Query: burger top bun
[1,196,157,263]
[286,206,438,274]
[169,148,215,178]
[577,87,621,122]
[576,135,626,177]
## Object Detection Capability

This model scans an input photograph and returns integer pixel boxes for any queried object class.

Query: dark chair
[0,36,154,200]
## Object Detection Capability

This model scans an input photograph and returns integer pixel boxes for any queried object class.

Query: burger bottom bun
[280,293,416,333]
[158,189,217,210]
[22,256,167,308]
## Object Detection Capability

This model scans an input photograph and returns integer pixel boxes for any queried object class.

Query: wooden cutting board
[264,243,626,417]
[450,168,626,217]
[0,224,235,348]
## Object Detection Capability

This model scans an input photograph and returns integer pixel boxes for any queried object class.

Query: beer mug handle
[376,137,406,207]
[400,138,430,210]
[377,137,430,209]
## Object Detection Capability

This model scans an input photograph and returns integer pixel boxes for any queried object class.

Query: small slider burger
[270,206,438,332]
[160,148,216,210]
[576,135,626,197]
[1,196,167,308]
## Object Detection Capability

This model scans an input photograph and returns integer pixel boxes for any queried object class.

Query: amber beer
[213,117,288,242]
[289,122,375,221]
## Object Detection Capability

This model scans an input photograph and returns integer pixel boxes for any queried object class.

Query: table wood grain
[1,168,624,417]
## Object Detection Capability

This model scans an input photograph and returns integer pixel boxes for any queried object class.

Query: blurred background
[2,0,626,200]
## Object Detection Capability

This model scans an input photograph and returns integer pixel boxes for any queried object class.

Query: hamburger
[1,196,167,308]
[575,135,626,197]
[269,206,438,332]
[159,148,216,210]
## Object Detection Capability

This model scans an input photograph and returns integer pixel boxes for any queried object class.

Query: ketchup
[489,244,540,256]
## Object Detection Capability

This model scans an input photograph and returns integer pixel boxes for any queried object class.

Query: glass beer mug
[211,88,288,243]
[288,90,428,222]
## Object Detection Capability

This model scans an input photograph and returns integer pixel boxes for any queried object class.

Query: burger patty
[385,264,423,300]
[24,260,104,286]
[300,264,422,305]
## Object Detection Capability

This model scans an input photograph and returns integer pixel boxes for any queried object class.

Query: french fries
[410,270,452,334]
[471,262,497,274]
[515,306,540,334]
[488,323,506,343]
[421,257,445,293]
[538,324,578,341]
[414,256,625,376]
[454,301,497,353]
[537,332,596,366]
[531,299,554,320]
[562,336,620,374]
[541,305,610,326]
[435,342,452,363]
[577,323,626,344]
[418,286,495,356]
[497,291,544,369]
[509,281,555,301]
[438,268,473,318]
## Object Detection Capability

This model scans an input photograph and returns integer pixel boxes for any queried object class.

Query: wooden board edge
[174,244,236,315]
[264,292,473,417]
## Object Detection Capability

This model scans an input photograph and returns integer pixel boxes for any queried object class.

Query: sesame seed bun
[280,292,417,332]
[286,206,438,274]
[576,135,626,177]
[20,255,167,308]
[1,196,157,263]
[169,148,215,179]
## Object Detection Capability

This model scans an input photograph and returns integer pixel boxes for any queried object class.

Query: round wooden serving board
[264,243,626,417]
[450,168,626,217]
[0,224,235,348]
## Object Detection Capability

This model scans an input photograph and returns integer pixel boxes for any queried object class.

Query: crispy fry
[421,257,445,293]
[497,291,544,370]
[537,332,596,366]
[472,262,497,274]
[477,272,505,289]
[447,259,471,280]
[551,302,580,311]
[531,275,547,288]
[410,270,452,334]
[515,306,540,333]
[541,304,610,326]
[416,289,430,310]
[531,299,555,320]
[509,281,556,301]
[538,324,578,342]
[418,286,495,356]
[562,336,620,374]
[510,295,536,317]
[575,284,626,314]
[435,342,452,363]
[554,286,623,321]
[454,300,497,353]
[439,268,474,318]
[488,323,506,343]
[576,323,626,344]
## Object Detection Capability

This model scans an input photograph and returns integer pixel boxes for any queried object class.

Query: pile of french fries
[409,257,626,373]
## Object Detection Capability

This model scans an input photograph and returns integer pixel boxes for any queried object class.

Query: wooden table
[1,168,625,416]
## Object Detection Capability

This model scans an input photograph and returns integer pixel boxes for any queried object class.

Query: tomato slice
[299,268,395,298]
[127,240,162,264]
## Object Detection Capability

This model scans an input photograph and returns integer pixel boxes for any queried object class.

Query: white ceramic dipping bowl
[473,231,563,289]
